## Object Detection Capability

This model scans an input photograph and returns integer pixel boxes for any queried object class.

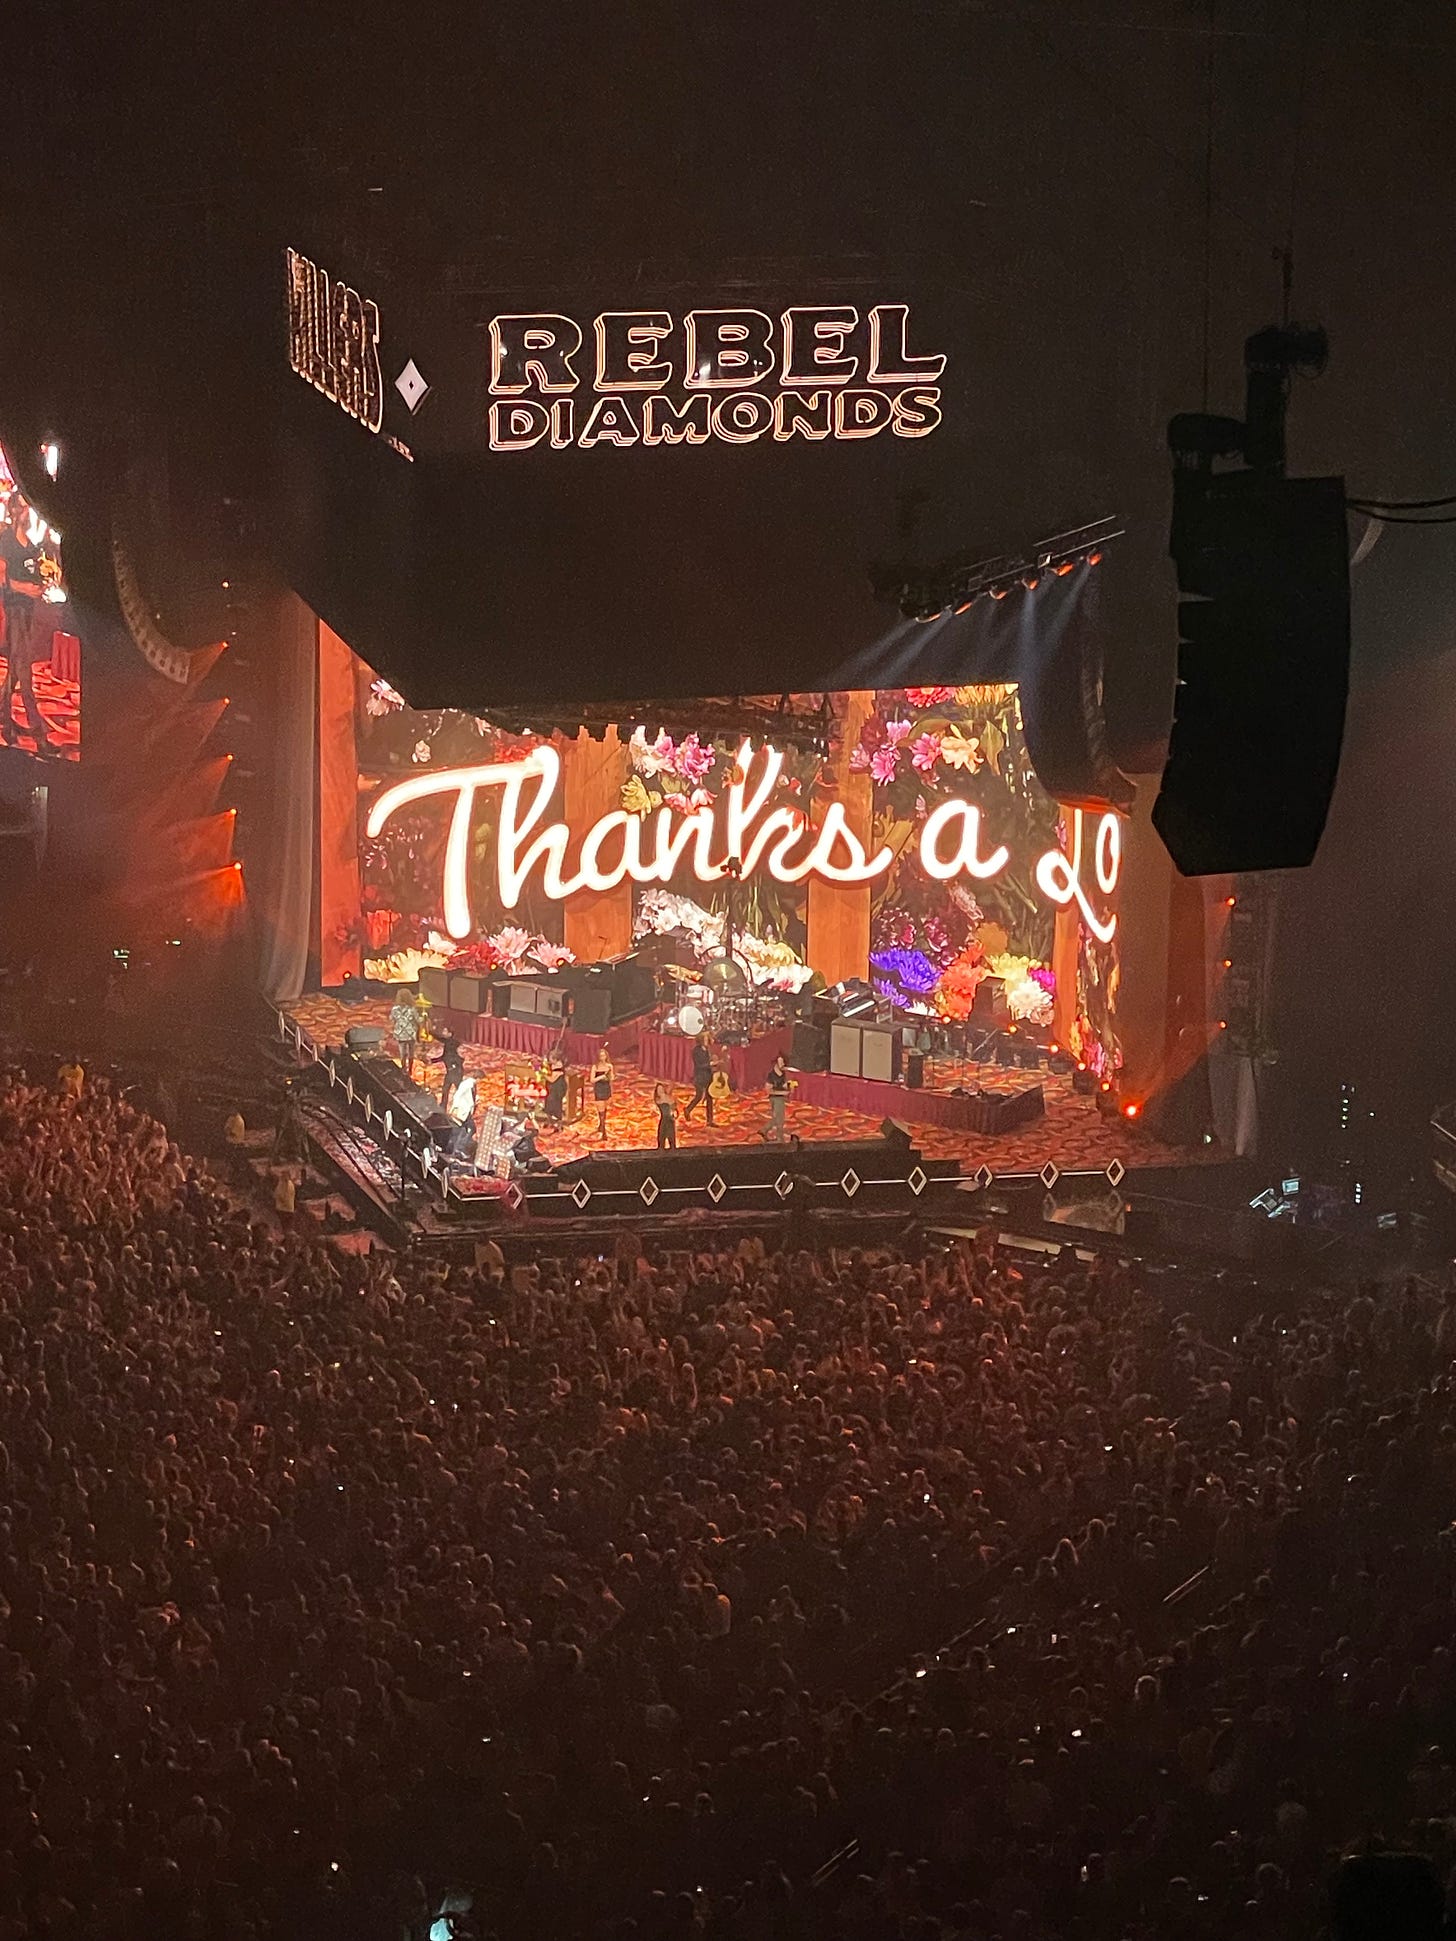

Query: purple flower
[1029,965,1056,995]
[870,948,941,995]
[869,744,900,784]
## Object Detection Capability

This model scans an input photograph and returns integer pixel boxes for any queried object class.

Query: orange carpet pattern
[285,994,1204,1176]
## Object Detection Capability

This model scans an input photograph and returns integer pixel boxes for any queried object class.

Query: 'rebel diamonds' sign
[283,248,948,457]
[484,304,947,452]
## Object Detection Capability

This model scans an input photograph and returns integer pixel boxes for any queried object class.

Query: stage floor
[285,993,1206,1177]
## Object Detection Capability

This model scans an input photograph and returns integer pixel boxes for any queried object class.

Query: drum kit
[656,951,782,1045]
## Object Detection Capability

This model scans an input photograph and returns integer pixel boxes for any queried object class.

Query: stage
[284,991,1204,1177]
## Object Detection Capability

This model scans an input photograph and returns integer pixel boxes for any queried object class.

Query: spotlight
[1020,573,1041,592]
[1053,560,1076,576]
[1122,1102,1140,1120]
[988,583,1010,600]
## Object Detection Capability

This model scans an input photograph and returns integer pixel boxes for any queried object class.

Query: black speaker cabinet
[570,984,613,1036]
[791,1021,830,1072]
[971,975,1008,1026]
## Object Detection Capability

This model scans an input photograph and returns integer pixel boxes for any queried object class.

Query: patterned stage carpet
[285,993,1205,1177]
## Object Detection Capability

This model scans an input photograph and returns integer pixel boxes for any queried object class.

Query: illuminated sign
[286,249,384,434]
[365,741,1118,939]
[486,305,945,451]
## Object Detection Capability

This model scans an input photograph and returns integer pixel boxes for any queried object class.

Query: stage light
[41,441,59,479]
[1218,1019,1228,1029]
[1053,560,1076,576]
[988,583,1010,600]
[1099,1079,1112,1093]
[1123,1102,1140,1120]
[1020,573,1041,592]
[1222,958,1232,968]
[1226,896,1236,908]
[1087,551,1102,565]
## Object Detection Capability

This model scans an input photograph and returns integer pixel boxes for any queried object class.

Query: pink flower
[884,718,913,746]
[530,941,576,971]
[910,732,941,775]
[675,733,714,784]
[489,925,531,967]
[849,743,872,772]
[869,744,900,784]
[662,792,691,813]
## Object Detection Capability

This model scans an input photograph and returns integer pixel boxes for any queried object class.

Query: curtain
[256,593,317,1002]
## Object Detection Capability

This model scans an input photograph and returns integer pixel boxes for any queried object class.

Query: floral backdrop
[349,666,1120,1076]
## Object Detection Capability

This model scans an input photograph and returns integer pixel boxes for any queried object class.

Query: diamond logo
[395,359,430,413]
[907,1166,927,1197]
[345,1078,356,1105]
[363,1093,374,1120]
[1105,1158,1126,1188]
[570,1178,592,1209]
[973,1165,994,1190]
[841,1169,861,1199]
[774,1171,794,1200]
[505,1182,524,1212]
[706,1173,727,1204]
[1040,1162,1061,1189]
[639,1177,660,1206]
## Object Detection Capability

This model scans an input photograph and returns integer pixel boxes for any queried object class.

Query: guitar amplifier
[830,1018,902,1082]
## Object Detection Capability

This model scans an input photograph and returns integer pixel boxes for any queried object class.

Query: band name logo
[286,249,384,434]
[486,305,946,453]
[366,741,1119,943]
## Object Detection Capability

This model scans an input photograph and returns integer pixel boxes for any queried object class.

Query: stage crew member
[684,1037,716,1128]
[436,1024,465,1110]
[764,1054,794,1142]
[591,1047,614,1141]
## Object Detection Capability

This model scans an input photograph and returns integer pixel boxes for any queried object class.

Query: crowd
[0,1066,1453,1939]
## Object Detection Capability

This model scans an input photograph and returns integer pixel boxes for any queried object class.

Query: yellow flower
[939,730,981,771]
[620,775,659,818]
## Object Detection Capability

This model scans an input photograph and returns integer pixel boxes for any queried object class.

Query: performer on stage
[653,1079,678,1151]
[763,1054,794,1142]
[389,990,420,1078]
[591,1047,614,1140]
[542,1058,569,1130]
[684,1036,716,1128]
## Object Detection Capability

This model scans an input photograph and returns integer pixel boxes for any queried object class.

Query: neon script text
[365,742,1120,942]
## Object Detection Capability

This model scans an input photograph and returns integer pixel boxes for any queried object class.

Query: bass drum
[675,1003,707,1037]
